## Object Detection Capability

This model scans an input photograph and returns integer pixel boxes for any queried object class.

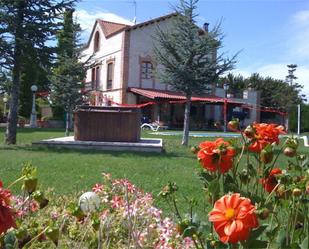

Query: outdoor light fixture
[223,83,229,132]
[30,84,38,128]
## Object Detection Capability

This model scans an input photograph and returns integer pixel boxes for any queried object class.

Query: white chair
[301,136,309,147]
[141,122,161,132]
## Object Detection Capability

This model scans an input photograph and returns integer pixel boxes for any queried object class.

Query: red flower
[246,123,285,153]
[208,193,258,244]
[260,168,282,193]
[197,138,236,173]
[0,181,16,235]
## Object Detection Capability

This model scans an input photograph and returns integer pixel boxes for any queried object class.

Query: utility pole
[297,104,301,136]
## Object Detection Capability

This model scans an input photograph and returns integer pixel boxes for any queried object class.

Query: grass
[0,127,308,213]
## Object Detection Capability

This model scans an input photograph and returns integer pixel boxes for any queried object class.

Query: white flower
[79,192,100,213]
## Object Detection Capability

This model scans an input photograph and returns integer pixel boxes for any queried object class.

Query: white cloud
[293,10,309,23]
[235,8,309,100]
[74,9,134,35]
[288,9,309,59]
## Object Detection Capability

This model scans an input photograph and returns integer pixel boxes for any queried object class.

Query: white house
[82,13,262,129]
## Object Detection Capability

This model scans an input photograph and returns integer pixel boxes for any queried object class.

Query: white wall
[82,22,124,102]
[127,18,175,90]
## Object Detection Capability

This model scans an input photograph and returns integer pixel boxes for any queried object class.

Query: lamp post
[30,85,38,128]
[223,83,229,133]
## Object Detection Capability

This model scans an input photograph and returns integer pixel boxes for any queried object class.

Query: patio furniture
[141,122,168,131]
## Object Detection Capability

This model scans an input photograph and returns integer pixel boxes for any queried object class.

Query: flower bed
[0,165,193,248]
[1,121,309,249]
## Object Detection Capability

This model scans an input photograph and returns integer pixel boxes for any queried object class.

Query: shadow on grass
[0,143,195,159]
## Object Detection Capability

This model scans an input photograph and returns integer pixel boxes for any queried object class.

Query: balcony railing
[84,81,93,92]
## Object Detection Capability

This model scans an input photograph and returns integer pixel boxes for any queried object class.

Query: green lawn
[0,128,308,213]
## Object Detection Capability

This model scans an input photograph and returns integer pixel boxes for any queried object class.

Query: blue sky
[75,0,309,98]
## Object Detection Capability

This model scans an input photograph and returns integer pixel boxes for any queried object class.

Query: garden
[1,123,309,248]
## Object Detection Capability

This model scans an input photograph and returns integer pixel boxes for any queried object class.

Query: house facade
[82,13,262,129]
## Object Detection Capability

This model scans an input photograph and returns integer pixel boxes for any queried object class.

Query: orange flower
[0,181,16,235]
[208,193,258,244]
[260,168,282,193]
[246,123,285,153]
[197,138,236,173]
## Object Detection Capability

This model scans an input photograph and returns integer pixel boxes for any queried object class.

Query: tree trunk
[182,95,191,146]
[65,111,70,136]
[5,2,24,144]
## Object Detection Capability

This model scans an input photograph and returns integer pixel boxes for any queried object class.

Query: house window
[91,68,96,89]
[95,67,100,90]
[106,63,114,90]
[94,31,100,53]
[91,67,100,90]
[141,62,153,79]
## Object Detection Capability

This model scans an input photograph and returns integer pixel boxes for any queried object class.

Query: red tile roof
[97,20,128,38]
[128,88,244,104]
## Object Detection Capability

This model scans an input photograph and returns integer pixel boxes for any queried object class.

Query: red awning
[128,87,244,104]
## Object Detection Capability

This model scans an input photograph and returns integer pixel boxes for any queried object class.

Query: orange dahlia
[0,181,16,235]
[209,193,259,244]
[245,123,285,153]
[197,138,236,173]
[260,168,282,193]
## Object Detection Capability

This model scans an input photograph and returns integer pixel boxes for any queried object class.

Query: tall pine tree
[50,9,87,136]
[154,0,236,145]
[0,0,75,144]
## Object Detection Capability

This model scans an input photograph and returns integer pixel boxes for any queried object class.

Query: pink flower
[102,172,111,180]
[50,211,59,220]
[30,201,39,212]
[110,196,123,209]
[92,183,104,193]
[100,209,110,220]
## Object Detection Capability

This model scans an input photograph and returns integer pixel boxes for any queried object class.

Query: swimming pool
[151,131,241,138]
[151,131,292,139]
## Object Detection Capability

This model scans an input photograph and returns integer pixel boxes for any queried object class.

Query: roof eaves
[126,12,178,31]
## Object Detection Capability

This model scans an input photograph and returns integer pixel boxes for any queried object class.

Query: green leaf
[223,183,238,193]
[301,236,308,249]
[289,243,301,249]
[266,225,280,239]
[224,174,235,185]
[199,171,215,183]
[246,240,268,248]
[249,225,268,240]
[247,163,257,177]
[182,226,196,237]
[277,228,290,248]
[4,232,16,249]
[208,179,220,197]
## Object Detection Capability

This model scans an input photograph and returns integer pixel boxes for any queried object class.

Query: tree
[50,9,87,136]
[286,64,297,86]
[19,49,51,118]
[220,72,304,111]
[0,0,75,144]
[154,0,236,145]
